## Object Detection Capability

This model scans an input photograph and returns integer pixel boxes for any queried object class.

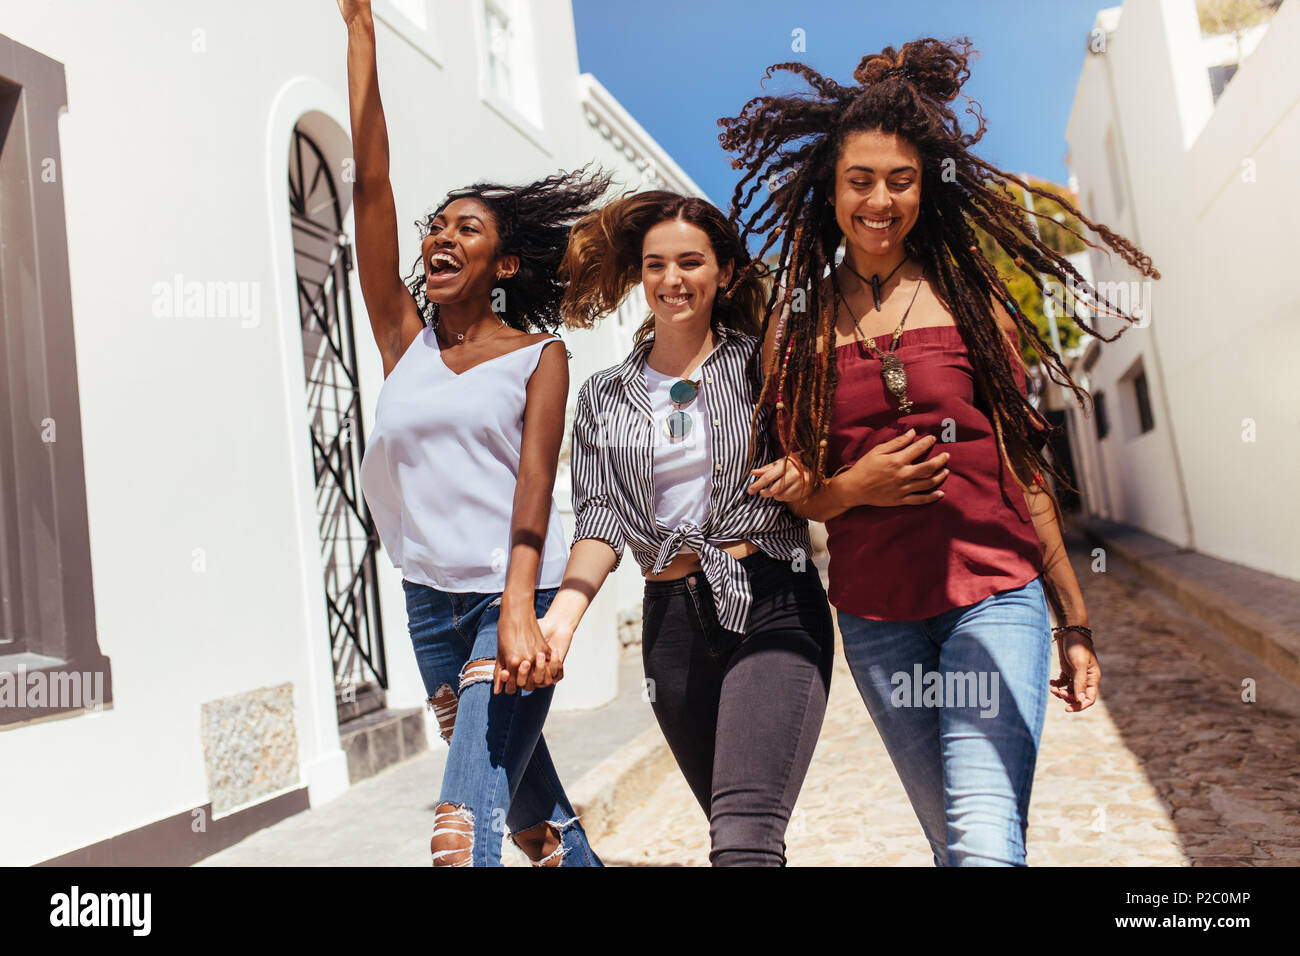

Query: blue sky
[571,0,1110,206]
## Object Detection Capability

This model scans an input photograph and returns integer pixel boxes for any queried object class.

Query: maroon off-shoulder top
[818,324,1044,621]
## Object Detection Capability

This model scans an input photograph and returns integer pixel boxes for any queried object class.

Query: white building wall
[1063,0,1300,580]
[0,0,702,864]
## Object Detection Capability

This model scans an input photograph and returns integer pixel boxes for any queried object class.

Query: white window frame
[372,0,444,67]
[473,0,550,154]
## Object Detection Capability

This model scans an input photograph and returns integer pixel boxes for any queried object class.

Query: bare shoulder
[498,328,553,347]
[497,328,562,357]
[531,331,567,370]
[525,331,567,382]
[989,294,1018,337]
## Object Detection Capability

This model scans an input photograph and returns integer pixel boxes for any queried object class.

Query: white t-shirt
[641,361,713,546]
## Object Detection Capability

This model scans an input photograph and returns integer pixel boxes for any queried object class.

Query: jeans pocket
[688,581,743,659]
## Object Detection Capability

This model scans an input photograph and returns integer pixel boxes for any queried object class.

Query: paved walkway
[198,654,653,867]
[596,534,1300,866]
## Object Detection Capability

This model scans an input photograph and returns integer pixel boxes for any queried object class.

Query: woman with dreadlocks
[721,37,1159,866]
[341,0,607,866]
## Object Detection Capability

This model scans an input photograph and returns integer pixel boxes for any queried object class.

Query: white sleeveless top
[641,361,713,546]
[359,326,568,593]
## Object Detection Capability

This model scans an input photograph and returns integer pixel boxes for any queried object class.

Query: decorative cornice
[576,73,710,202]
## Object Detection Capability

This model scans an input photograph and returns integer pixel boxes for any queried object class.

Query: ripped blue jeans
[402,581,602,867]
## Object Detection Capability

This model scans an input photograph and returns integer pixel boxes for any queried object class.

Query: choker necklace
[837,270,924,415]
[840,253,909,311]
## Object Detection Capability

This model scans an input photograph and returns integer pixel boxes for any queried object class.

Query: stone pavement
[595,532,1300,866]
[1081,516,1300,688]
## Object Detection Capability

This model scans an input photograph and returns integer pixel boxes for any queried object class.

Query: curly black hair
[403,164,613,332]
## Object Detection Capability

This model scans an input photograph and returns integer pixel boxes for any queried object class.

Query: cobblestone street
[596,535,1300,866]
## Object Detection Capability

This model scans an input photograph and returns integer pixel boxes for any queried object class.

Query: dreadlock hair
[559,190,767,346]
[719,37,1160,530]
[404,164,613,332]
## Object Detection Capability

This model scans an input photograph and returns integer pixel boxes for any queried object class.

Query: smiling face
[640,217,732,333]
[830,129,923,259]
[421,197,517,306]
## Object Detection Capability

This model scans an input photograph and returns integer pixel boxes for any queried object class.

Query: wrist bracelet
[1052,625,1093,643]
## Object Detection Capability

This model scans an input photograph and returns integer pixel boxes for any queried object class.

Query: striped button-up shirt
[569,325,812,633]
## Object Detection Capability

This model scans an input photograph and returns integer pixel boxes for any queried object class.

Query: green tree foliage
[975,176,1088,367]
[1197,0,1281,39]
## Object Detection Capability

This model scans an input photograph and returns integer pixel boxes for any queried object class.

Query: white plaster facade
[0,0,705,865]
[1063,0,1299,581]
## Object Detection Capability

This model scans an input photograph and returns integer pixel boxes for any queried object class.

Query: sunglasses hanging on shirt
[663,378,700,441]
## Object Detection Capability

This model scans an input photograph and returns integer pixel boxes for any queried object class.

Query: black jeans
[641,551,834,866]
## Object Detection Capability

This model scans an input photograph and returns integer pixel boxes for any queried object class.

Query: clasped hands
[494,431,951,693]
[493,598,574,695]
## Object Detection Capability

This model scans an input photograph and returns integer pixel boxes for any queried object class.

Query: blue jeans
[402,581,602,867]
[836,576,1052,866]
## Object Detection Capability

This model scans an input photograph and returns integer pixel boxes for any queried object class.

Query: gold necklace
[437,315,507,347]
[837,269,924,415]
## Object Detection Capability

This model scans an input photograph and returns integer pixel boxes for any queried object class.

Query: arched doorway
[288,124,386,723]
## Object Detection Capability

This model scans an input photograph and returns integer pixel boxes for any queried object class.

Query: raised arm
[338,0,423,376]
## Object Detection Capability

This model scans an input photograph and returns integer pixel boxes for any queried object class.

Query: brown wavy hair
[559,190,767,344]
[719,37,1160,508]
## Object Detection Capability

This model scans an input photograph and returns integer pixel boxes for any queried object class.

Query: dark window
[1208,64,1239,103]
[0,34,111,724]
[1133,370,1155,433]
[1094,391,1110,441]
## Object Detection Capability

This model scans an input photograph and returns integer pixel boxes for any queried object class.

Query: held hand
[494,599,560,695]
[844,428,949,508]
[538,613,575,683]
[337,0,372,25]
[1050,634,1100,712]
[747,455,813,502]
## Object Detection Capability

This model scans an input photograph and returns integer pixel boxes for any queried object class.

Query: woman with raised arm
[536,190,916,867]
[721,37,1158,866]
[339,0,608,867]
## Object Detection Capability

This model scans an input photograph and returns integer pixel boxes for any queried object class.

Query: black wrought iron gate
[288,125,387,722]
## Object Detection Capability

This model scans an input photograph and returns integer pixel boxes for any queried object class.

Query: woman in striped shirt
[533,191,832,866]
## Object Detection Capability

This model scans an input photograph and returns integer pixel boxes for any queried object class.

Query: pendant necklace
[438,315,506,347]
[839,253,909,311]
[837,268,924,415]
